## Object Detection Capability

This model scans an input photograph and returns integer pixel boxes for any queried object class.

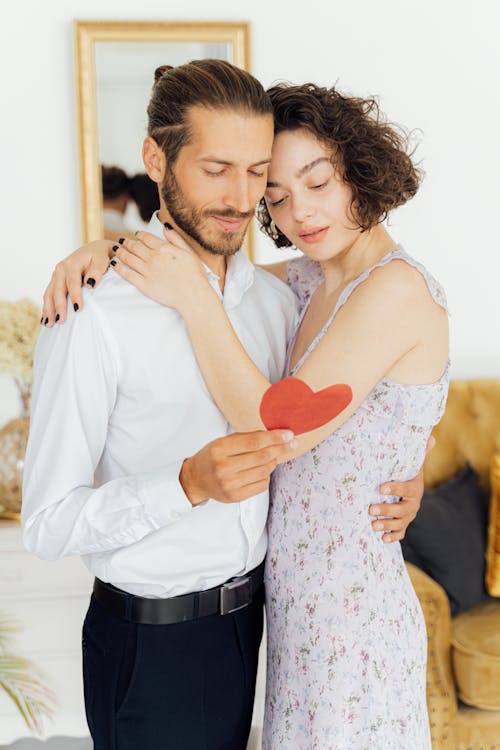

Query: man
[23,60,425,750]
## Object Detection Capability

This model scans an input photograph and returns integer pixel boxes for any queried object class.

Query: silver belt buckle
[220,576,251,615]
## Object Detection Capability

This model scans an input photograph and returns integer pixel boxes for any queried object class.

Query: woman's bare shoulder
[350,256,448,317]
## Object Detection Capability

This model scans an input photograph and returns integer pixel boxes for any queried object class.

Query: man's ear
[142,137,166,183]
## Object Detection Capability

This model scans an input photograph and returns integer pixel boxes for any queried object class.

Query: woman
[42,83,448,748]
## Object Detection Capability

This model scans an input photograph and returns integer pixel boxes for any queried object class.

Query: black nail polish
[87,278,96,288]
[118,237,125,245]
[164,222,173,230]
[74,303,79,312]
[110,259,117,266]
[112,244,119,251]
[44,317,48,325]
[55,314,60,322]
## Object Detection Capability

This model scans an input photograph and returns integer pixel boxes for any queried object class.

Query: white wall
[1,0,499,411]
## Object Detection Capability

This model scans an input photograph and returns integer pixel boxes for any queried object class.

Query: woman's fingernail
[55,314,60,322]
[382,486,392,495]
[118,237,125,245]
[87,278,96,288]
[110,259,117,266]
[374,522,384,531]
[282,431,295,442]
[44,317,48,325]
[290,439,299,450]
[164,222,173,230]
[74,303,79,312]
[112,244,119,251]
[370,506,381,516]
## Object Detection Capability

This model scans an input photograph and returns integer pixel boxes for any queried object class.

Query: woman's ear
[142,137,166,183]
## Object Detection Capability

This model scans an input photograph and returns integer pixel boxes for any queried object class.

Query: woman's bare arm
[112,231,447,461]
[175,261,435,458]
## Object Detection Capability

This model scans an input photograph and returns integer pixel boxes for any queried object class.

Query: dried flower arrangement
[0,299,41,416]
[0,299,40,517]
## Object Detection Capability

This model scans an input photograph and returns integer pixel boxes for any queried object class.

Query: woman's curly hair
[258,83,422,248]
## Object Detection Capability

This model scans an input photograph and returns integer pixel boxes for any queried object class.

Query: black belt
[92,561,265,625]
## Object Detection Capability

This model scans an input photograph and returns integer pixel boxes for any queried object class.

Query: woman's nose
[293,201,315,223]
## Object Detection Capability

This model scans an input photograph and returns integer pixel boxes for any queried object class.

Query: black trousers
[82,586,264,750]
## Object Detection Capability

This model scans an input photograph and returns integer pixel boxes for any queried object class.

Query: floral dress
[263,248,449,750]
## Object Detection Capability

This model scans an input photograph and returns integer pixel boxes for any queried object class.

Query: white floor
[1,726,264,750]
[0,739,91,749]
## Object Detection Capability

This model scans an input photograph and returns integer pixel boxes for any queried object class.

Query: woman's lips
[212,216,245,232]
[298,226,329,244]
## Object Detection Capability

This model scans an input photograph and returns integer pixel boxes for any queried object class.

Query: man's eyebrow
[267,157,330,188]
[197,157,272,167]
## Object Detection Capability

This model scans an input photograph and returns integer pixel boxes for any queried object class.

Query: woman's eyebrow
[267,157,329,188]
[296,157,330,178]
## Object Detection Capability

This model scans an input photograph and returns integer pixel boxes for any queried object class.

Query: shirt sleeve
[22,299,193,561]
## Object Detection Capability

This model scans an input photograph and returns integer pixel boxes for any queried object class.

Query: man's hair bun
[154,65,174,85]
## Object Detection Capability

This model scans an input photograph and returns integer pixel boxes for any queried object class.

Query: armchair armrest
[406,562,458,745]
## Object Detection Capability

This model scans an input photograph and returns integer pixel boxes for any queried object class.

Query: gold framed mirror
[74,21,254,256]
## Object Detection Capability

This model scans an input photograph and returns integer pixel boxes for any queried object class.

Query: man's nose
[225,176,252,214]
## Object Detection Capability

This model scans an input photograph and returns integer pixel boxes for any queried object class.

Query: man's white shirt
[22,214,298,597]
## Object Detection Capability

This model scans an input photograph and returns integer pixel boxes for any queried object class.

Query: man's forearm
[22,459,193,560]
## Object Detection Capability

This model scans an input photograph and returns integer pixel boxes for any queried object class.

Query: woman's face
[265,128,361,260]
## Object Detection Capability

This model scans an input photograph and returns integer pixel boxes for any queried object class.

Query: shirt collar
[146,212,255,309]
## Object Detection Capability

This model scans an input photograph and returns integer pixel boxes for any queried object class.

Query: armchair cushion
[401,465,490,616]
[451,600,500,710]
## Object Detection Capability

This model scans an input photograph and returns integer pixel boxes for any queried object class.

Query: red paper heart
[259,377,353,435]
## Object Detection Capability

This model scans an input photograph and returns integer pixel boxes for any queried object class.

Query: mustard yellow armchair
[406,379,500,749]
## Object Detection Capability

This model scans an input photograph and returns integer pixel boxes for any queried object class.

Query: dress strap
[329,247,449,323]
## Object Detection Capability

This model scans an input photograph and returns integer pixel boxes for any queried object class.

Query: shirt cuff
[139,459,194,527]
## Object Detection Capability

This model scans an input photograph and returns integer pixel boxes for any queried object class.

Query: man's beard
[160,166,253,257]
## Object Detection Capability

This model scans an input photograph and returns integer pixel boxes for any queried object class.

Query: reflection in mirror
[75,22,252,254]
[101,165,159,239]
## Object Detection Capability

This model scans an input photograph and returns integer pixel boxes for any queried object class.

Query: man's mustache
[205,209,254,220]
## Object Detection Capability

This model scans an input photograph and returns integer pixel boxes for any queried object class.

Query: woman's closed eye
[266,189,288,207]
[310,179,330,191]
[267,176,331,206]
